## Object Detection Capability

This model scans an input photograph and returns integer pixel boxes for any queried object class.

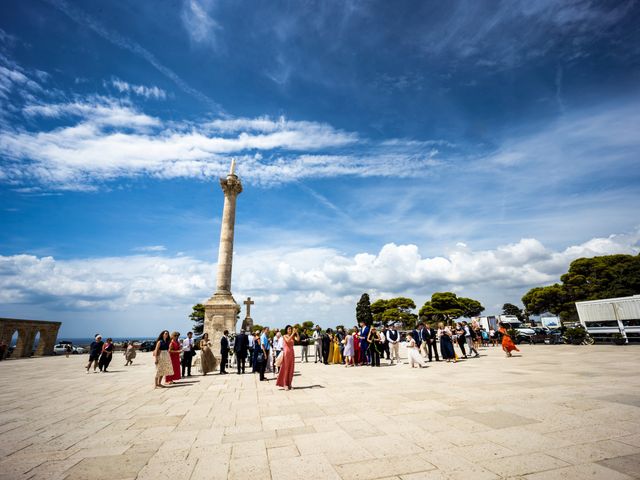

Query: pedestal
[204,293,240,353]
[241,316,254,332]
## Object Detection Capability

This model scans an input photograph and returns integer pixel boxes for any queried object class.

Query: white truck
[575,294,640,344]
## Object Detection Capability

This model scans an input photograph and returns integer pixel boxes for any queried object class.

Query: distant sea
[58,337,157,347]
[9,336,157,347]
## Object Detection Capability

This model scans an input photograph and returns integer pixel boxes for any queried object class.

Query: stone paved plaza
[1,344,640,480]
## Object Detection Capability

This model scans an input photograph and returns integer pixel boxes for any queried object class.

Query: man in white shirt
[386,324,401,365]
[273,331,284,372]
[313,325,323,363]
[181,331,195,377]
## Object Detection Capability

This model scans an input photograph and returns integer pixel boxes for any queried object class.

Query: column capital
[220,175,243,196]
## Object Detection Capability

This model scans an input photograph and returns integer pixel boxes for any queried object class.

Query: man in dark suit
[234,329,249,374]
[220,330,230,374]
[359,322,370,365]
[322,329,331,365]
[424,323,440,361]
[411,324,423,353]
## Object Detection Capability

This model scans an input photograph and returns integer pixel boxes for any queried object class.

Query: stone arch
[33,329,46,356]
[0,318,61,358]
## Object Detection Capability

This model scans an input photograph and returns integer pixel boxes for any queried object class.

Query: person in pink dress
[165,332,182,384]
[276,325,299,390]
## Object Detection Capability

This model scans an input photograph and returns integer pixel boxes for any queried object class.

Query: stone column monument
[204,160,242,351]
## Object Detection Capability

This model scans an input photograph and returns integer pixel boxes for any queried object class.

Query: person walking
[199,333,216,375]
[499,323,520,357]
[124,341,136,366]
[299,330,309,363]
[406,334,426,368]
[463,321,480,357]
[165,332,182,384]
[98,338,114,372]
[153,330,174,388]
[455,323,468,358]
[234,329,249,374]
[259,327,271,381]
[220,330,230,374]
[181,331,195,377]
[313,325,323,363]
[86,335,104,373]
[386,324,400,365]
[64,343,72,358]
[276,325,300,390]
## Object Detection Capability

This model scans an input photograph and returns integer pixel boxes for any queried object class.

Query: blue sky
[1,0,639,337]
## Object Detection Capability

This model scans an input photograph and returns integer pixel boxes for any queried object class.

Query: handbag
[256,351,265,364]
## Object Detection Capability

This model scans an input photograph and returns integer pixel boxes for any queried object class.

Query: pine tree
[356,293,374,326]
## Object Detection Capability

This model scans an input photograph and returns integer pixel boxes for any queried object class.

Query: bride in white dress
[406,334,426,368]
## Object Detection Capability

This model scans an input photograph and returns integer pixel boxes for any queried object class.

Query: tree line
[188,253,640,332]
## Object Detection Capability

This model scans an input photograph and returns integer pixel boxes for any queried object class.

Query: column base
[204,293,240,355]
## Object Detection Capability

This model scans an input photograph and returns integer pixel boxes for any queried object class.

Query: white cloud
[133,245,167,252]
[109,78,167,100]
[181,0,220,46]
[42,0,220,111]
[2,230,637,321]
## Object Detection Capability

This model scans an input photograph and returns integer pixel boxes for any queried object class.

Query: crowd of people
[86,320,520,390]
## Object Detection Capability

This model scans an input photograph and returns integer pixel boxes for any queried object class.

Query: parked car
[515,328,536,344]
[53,344,85,354]
[139,340,156,352]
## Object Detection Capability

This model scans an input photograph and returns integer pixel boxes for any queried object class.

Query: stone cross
[244,297,254,318]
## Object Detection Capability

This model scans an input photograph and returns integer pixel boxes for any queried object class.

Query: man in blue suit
[359,321,370,365]
[411,323,423,355]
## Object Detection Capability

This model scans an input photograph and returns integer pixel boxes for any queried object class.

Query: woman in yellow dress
[332,334,343,364]
[327,333,335,364]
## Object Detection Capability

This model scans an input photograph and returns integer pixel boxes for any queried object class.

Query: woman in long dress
[327,332,335,364]
[165,332,182,384]
[499,323,520,357]
[199,333,216,375]
[332,335,343,364]
[343,331,354,366]
[98,338,114,372]
[439,323,457,363]
[352,327,361,366]
[124,341,136,366]
[153,330,174,388]
[367,327,382,367]
[405,334,425,368]
[276,325,299,390]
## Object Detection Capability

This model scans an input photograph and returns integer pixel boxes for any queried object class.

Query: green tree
[356,293,374,326]
[189,303,205,335]
[522,254,640,321]
[373,297,418,328]
[502,303,524,321]
[301,321,314,331]
[419,292,484,325]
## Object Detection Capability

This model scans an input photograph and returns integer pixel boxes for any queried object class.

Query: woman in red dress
[165,331,182,384]
[352,327,361,366]
[499,323,520,357]
[276,325,299,390]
